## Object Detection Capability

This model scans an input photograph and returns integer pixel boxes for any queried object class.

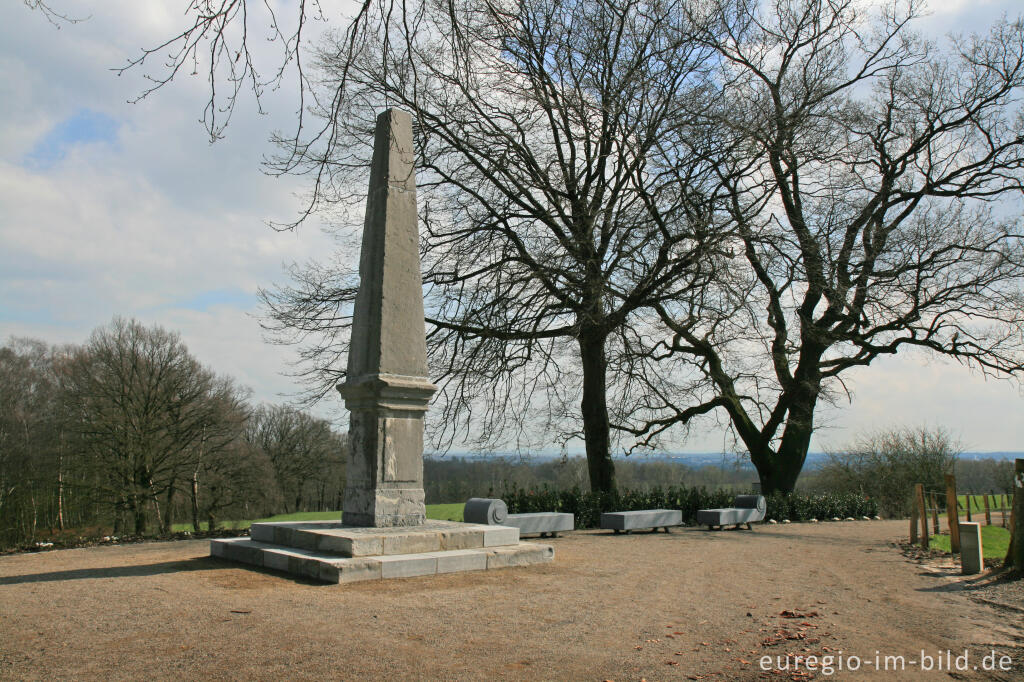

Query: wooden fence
[908,479,1012,552]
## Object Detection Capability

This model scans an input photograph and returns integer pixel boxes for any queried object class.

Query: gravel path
[1,521,1021,680]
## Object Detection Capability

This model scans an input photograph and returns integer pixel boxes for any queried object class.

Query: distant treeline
[0,320,346,549]
[424,448,1016,515]
[424,455,758,504]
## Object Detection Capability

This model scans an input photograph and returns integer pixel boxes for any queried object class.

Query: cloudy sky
[1,0,1022,455]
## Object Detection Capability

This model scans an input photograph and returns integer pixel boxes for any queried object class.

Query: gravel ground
[1,520,1021,680]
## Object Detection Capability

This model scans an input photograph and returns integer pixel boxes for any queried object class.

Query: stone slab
[696,508,762,527]
[429,549,488,574]
[378,552,438,579]
[506,512,574,536]
[600,509,682,531]
[210,538,551,584]
[959,522,984,575]
[486,543,555,569]
[247,519,518,557]
[482,526,519,547]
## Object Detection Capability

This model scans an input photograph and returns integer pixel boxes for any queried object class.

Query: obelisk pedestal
[208,108,554,581]
[337,108,437,527]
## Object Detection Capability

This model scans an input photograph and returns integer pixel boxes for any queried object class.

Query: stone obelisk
[337,108,436,527]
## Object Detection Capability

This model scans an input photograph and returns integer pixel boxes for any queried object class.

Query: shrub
[811,426,958,518]
[498,484,875,527]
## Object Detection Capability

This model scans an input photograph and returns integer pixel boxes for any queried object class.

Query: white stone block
[378,553,438,578]
[482,526,519,547]
[960,522,984,575]
[431,550,488,574]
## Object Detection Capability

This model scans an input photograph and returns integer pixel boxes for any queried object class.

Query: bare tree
[628,0,1024,493]
[815,426,959,518]
[257,0,740,492]
[22,0,86,26]
[60,318,249,534]
[120,0,1024,496]
[245,404,346,513]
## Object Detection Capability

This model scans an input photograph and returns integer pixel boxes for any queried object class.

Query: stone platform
[210,520,554,584]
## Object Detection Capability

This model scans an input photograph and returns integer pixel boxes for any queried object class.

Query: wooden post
[983,493,991,526]
[930,492,940,532]
[965,495,972,522]
[945,474,960,553]
[916,483,929,549]
[1003,494,1009,528]
[1007,459,1023,571]
[910,497,919,545]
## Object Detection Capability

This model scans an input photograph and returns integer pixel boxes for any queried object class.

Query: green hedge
[763,491,877,522]
[498,484,877,528]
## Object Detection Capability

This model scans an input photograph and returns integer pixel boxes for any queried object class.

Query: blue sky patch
[24,109,119,169]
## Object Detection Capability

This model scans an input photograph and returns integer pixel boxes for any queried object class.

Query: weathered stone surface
[379,553,438,579]
[960,522,984,575]
[506,512,574,536]
[431,549,488,574]
[439,527,485,550]
[329,558,382,584]
[211,523,553,583]
[383,530,441,555]
[482,526,520,547]
[337,108,436,528]
[600,509,683,531]
[210,536,247,558]
[485,543,555,569]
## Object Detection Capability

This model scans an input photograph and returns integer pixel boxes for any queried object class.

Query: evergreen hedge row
[497,484,877,528]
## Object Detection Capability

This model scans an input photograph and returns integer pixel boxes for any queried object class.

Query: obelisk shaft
[338,109,436,527]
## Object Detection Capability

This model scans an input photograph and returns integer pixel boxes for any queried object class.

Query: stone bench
[696,495,766,530]
[600,509,682,533]
[464,498,574,538]
[506,512,575,538]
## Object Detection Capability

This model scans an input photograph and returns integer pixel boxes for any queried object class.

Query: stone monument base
[210,520,553,583]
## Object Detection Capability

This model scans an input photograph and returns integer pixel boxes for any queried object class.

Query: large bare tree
[60,318,249,534]
[123,0,1024,496]
[626,0,1024,493]
[259,0,741,492]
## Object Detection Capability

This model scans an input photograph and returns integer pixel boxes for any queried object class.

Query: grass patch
[171,503,464,532]
[956,494,1012,515]
[929,524,1010,560]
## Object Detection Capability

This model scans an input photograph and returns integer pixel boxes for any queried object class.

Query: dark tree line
[0,319,347,547]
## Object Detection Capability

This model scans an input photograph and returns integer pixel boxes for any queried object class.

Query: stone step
[210,537,554,584]
[248,519,519,557]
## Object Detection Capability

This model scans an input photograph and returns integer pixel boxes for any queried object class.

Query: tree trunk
[133,502,147,535]
[56,432,65,531]
[754,382,819,495]
[579,331,615,493]
[162,484,175,534]
[191,471,201,532]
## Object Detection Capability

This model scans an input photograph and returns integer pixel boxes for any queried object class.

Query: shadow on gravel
[0,557,223,585]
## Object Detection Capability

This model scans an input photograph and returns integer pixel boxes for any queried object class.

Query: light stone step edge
[210,538,554,584]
